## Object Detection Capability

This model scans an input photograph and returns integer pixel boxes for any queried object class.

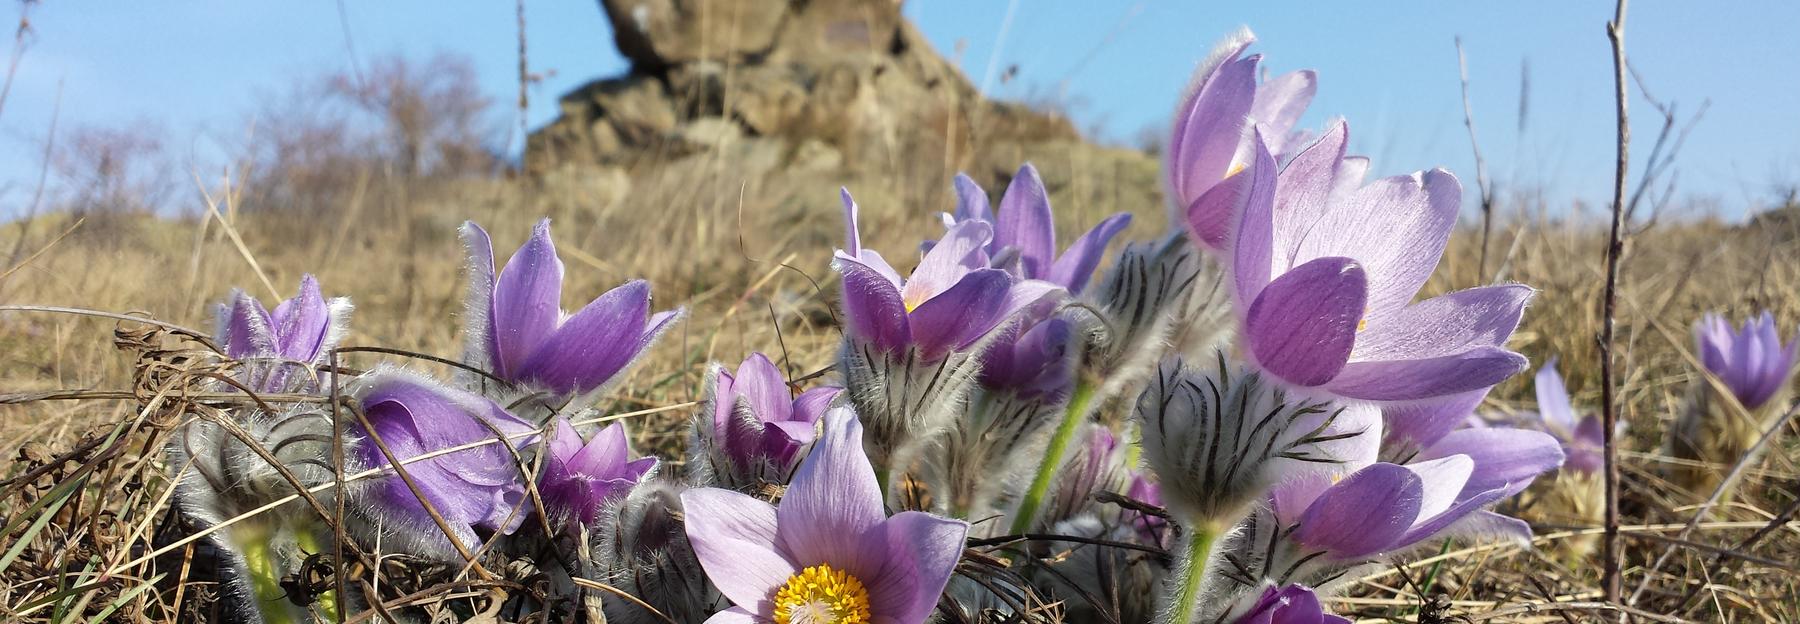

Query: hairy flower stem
[1009,380,1096,535]
[1164,520,1223,624]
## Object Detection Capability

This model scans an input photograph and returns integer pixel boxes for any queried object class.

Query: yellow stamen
[1225,161,1248,178]
[772,564,873,624]
[1357,317,1368,332]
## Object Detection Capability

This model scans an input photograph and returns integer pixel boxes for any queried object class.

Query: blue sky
[3,1,1796,219]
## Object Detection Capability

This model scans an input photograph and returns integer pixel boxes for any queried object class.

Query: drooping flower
[460,219,683,400]
[542,417,658,526]
[214,274,352,393]
[1694,311,1798,411]
[1167,27,1318,249]
[1230,584,1350,624]
[1224,122,1533,402]
[681,408,969,624]
[1137,356,1383,527]
[349,368,538,558]
[694,352,840,489]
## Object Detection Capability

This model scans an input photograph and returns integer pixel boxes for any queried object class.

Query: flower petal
[835,251,912,353]
[1419,427,1564,498]
[1534,357,1578,435]
[459,221,499,373]
[491,219,565,379]
[904,219,992,306]
[1249,69,1317,150]
[223,290,276,359]
[860,511,969,623]
[1293,463,1422,559]
[907,268,1014,359]
[952,174,992,224]
[733,353,794,425]
[1045,212,1131,293]
[1402,455,1473,520]
[1328,345,1528,401]
[702,606,763,624]
[842,188,863,257]
[1244,256,1366,387]
[777,408,885,574]
[1169,52,1258,204]
[1188,130,1276,251]
[995,163,1056,279]
[1352,284,1532,362]
[1383,388,1489,451]
[515,280,651,395]
[681,488,793,616]
[271,274,330,362]
[1270,120,1349,269]
[1292,168,1461,319]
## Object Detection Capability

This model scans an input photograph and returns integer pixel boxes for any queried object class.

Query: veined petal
[1328,346,1528,402]
[907,269,1014,359]
[952,174,992,224]
[842,188,863,257]
[1244,256,1366,387]
[491,219,565,379]
[834,251,911,352]
[1231,139,1279,306]
[904,219,992,306]
[1170,53,1258,204]
[1293,463,1422,559]
[459,221,498,372]
[1045,212,1131,293]
[1188,130,1276,251]
[681,488,793,616]
[733,353,794,424]
[1271,120,1348,270]
[271,274,330,362]
[1534,357,1577,434]
[1291,169,1460,319]
[1401,455,1473,520]
[861,511,969,623]
[995,163,1056,279]
[1384,388,1488,451]
[1351,284,1533,362]
[702,607,763,624]
[1249,69,1317,148]
[776,408,885,575]
[515,280,651,395]
[223,290,277,359]
[1420,427,1564,498]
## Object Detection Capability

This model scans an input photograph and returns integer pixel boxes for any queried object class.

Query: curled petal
[1244,257,1366,387]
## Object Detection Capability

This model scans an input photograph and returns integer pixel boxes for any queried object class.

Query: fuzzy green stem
[1009,380,1096,535]
[239,530,298,624]
[1167,521,1222,624]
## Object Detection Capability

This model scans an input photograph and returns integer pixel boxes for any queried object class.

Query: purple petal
[459,222,499,372]
[904,219,992,306]
[1169,53,1258,204]
[907,269,1014,359]
[514,280,651,396]
[835,251,912,353]
[1270,120,1349,269]
[223,290,276,359]
[952,174,992,224]
[490,219,565,379]
[1249,69,1317,148]
[790,386,840,425]
[548,417,585,464]
[1420,427,1564,498]
[995,163,1056,279]
[1328,346,1529,401]
[1045,212,1131,293]
[1396,483,1513,549]
[1351,284,1533,362]
[1231,139,1278,307]
[1293,463,1422,559]
[733,353,794,424]
[1244,256,1366,387]
[1534,357,1577,434]
[271,274,330,362]
[861,511,969,623]
[1384,388,1489,451]
[776,408,885,575]
[1291,169,1460,320]
[681,487,793,616]
[842,188,863,257]
[1188,130,1276,251]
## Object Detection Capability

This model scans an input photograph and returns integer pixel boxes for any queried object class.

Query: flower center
[772,564,872,624]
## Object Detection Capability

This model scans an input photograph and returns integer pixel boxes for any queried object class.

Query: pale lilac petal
[1170,54,1258,203]
[571,421,633,468]
[1291,169,1460,319]
[1350,285,1533,362]
[834,251,911,352]
[1534,357,1577,434]
[491,219,565,378]
[952,174,991,224]
[1249,69,1317,145]
[1397,485,1512,548]
[1045,212,1131,293]
[1402,455,1473,520]
[548,417,585,465]
[995,163,1056,278]
[514,280,650,395]
[1420,428,1564,497]
[907,269,1013,359]
[1270,120,1349,269]
[1329,346,1529,401]
[790,387,840,425]
[861,511,969,623]
[702,607,763,624]
[1293,463,1422,559]
[776,408,885,574]
[904,219,993,306]
[734,353,794,424]
[1384,388,1488,451]
[1231,140,1278,306]
[681,488,793,616]
[1167,34,1253,196]
[842,188,863,257]
[1244,256,1366,387]
[1188,131,1276,251]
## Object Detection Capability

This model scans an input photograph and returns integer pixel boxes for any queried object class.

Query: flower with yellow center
[772,564,872,624]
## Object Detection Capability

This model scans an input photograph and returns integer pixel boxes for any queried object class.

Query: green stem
[1167,521,1221,624]
[1009,380,1096,535]
[239,529,299,624]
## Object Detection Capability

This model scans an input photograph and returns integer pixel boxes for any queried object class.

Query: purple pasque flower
[1168,27,1317,250]
[214,274,352,393]
[1272,455,1536,568]
[1695,311,1798,411]
[944,163,1132,294]
[1382,384,1573,480]
[349,368,538,558]
[542,417,657,526]
[699,352,841,488]
[835,189,1059,361]
[460,219,682,399]
[1226,122,1532,402]
[681,408,969,624]
[1516,358,1605,474]
[1232,584,1349,624]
